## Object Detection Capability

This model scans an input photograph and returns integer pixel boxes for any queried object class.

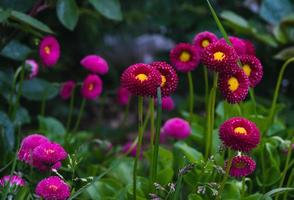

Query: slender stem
[249,89,257,116]
[267,57,294,132]
[260,141,266,193]
[172,175,183,200]
[149,98,155,146]
[241,177,246,199]
[204,67,209,109]
[151,88,162,184]
[11,65,25,120]
[187,72,194,124]
[283,168,294,200]
[66,87,76,131]
[8,67,22,116]
[121,97,131,128]
[72,99,86,133]
[133,96,144,200]
[40,92,47,117]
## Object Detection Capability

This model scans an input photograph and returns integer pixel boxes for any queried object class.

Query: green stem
[133,96,144,200]
[66,87,76,131]
[204,67,209,109]
[72,99,86,133]
[172,175,183,200]
[241,177,246,199]
[8,67,22,116]
[187,72,194,124]
[121,97,131,128]
[267,57,294,132]
[260,141,266,193]
[11,65,25,120]
[283,168,294,200]
[149,98,155,146]
[151,88,162,184]
[249,89,257,116]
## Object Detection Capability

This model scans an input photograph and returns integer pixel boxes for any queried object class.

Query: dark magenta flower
[116,86,131,106]
[161,96,175,111]
[218,67,250,104]
[227,155,256,177]
[242,39,256,55]
[60,81,75,100]
[150,61,178,97]
[25,59,39,79]
[219,117,260,152]
[81,74,103,100]
[80,55,109,75]
[240,55,263,87]
[220,36,247,56]
[193,31,218,51]
[39,36,60,67]
[35,176,71,200]
[121,63,161,97]
[0,175,25,187]
[162,117,191,140]
[201,41,238,72]
[122,142,140,157]
[169,43,200,73]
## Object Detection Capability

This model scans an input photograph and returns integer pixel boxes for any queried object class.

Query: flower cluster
[219,117,260,177]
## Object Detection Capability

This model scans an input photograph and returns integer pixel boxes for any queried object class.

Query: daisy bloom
[218,67,250,104]
[240,55,263,87]
[18,134,50,164]
[0,175,25,187]
[162,117,191,140]
[25,59,39,79]
[116,86,131,106]
[35,176,71,200]
[121,63,161,97]
[60,80,75,100]
[193,31,218,51]
[169,43,200,73]
[220,36,247,56]
[219,117,260,152]
[81,74,103,100]
[226,155,256,177]
[39,36,60,67]
[80,55,109,75]
[150,61,178,97]
[201,41,238,72]
[242,39,256,55]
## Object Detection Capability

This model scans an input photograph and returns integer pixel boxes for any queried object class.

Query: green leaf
[109,158,133,185]
[89,0,122,21]
[14,106,30,125]
[157,166,174,186]
[0,0,35,13]
[10,10,54,34]
[174,141,203,163]
[243,193,264,200]
[188,194,203,200]
[0,112,15,151]
[127,176,149,199]
[274,46,294,60]
[1,40,32,61]
[220,11,251,32]
[263,187,294,198]
[0,9,10,22]
[38,116,66,136]
[222,182,241,199]
[21,78,59,101]
[56,0,79,30]
[86,178,122,199]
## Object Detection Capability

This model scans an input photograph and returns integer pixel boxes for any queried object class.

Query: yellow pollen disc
[44,46,51,55]
[243,64,252,77]
[161,75,166,87]
[135,73,148,82]
[234,127,247,135]
[88,83,94,91]
[45,149,55,154]
[201,39,210,48]
[228,77,239,92]
[213,51,225,61]
[179,51,191,62]
[49,185,58,191]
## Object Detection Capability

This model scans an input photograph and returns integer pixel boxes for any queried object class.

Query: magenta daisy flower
[39,36,60,67]
[169,43,200,73]
[0,175,25,187]
[150,61,178,97]
[161,96,175,111]
[80,55,109,75]
[218,67,250,104]
[121,63,161,97]
[116,86,131,106]
[226,155,256,177]
[201,41,238,72]
[193,31,218,51]
[35,176,71,200]
[18,134,50,164]
[162,117,191,140]
[25,59,39,79]
[239,55,263,87]
[220,36,247,56]
[81,74,103,100]
[242,39,256,55]
[60,80,75,100]
[219,117,260,152]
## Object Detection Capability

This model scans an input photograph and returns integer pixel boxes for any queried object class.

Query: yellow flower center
[234,161,246,169]
[179,51,191,62]
[161,75,166,87]
[243,64,252,77]
[88,83,94,91]
[45,149,55,155]
[213,51,225,61]
[49,185,58,191]
[135,73,148,82]
[234,127,247,135]
[228,77,239,92]
[201,39,210,48]
[44,46,51,55]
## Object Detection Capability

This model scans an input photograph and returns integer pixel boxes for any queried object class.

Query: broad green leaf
[243,193,264,200]
[86,178,122,199]
[273,25,287,44]
[274,46,294,60]
[89,0,122,21]
[253,33,278,47]
[126,176,149,200]
[256,166,280,187]
[222,182,241,199]
[56,0,79,30]
[0,111,15,151]
[220,11,251,32]
[174,141,203,163]
[21,78,59,101]
[10,10,54,34]
[188,194,203,200]
[0,40,32,61]
[157,167,174,185]
[109,158,133,185]
[14,106,30,125]
[0,9,10,22]
[38,116,66,137]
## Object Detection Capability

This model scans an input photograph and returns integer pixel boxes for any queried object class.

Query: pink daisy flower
[239,55,263,88]
[193,31,218,51]
[156,96,175,111]
[116,86,131,106]
[162,117,191,140]
[219,117,260,152]
[60,81,75,100]
[35,176,71,200]
[80,55,109,75]
[81,74,103,100]
[226,155,256,177]
[242,39,256,55]
[25,59,39,79]
[39,36,60,67]
[169,43,200,73]
[220,36,247,56]
[0,175,25,187]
